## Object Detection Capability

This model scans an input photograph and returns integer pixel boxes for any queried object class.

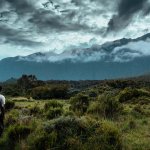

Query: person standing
[0,86,5,136]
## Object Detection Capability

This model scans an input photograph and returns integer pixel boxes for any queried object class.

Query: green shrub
[137,97,150,105]
[70,94,89,114]
[28,130,58,150]
[133,105,144,114]
[5,114,18,127]
[66,136,83,150]
[118,88,150,103]
[28,116,123,150]
[131,105,145,118]
[0,125,31,149]
[31,86,50,100]
[88,90,97,98]
[128,120,136,129]
[3,84,21,97]
[29,105,41,116]
[64,111,74,117]
[87,102,102,115]
[4,110,19,128]
[97,94,123,119]
[44,101,63,112]
[28,116,87,150]
[6,125,31,141]
[46,108,63,119]
[86,120,122,150]
[142,119,148,125]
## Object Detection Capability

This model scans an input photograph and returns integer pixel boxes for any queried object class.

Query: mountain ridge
[2,32,150,63]
[0,33,150,81]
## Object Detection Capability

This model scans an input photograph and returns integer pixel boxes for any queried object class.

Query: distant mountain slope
[0,33,150,81]
[130,73,150,82]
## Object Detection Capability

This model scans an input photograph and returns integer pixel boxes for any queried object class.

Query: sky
[0,0,150,59]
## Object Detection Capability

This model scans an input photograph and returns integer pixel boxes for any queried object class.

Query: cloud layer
[107,0,150,32]
[18,34,150,63]
[0,0,150,59]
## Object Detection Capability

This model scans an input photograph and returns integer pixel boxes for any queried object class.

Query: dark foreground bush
[86,120,122,150]
[6,125,31,141]
[28,117,122,150]
[5,100,15,111]
[28,116,87,150]
[0,125,31,150]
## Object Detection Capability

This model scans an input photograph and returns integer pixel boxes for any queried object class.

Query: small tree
[17,74,37,95]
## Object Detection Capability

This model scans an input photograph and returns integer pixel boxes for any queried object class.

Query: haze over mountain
[0,33,150,81]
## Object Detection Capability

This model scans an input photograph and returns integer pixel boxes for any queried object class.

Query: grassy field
[0,84,150,150]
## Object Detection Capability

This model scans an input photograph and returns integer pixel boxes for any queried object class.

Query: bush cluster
[28,117,122,150]
[118,88,150,103]
[31,85,68,100]
[70,94,89,114]
[44,101,64,120]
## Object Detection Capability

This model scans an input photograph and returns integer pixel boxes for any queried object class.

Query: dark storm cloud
[0,0,101,48]
[143,5,150,15]
[107,0,150,32]
[0,0,101,33]
[28,10,66,31]
[0,0,149,35]
[0,0,150,57]
[5,0,35,14]
[5,38,43,47]
[0,0,44,47]
[118,0,146,17]
[71,0,83,6]
[28,8,103,34]
[0,0,5,8]
[29,11,90,33]
[0,25,21,38]
[0,25,42,47]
